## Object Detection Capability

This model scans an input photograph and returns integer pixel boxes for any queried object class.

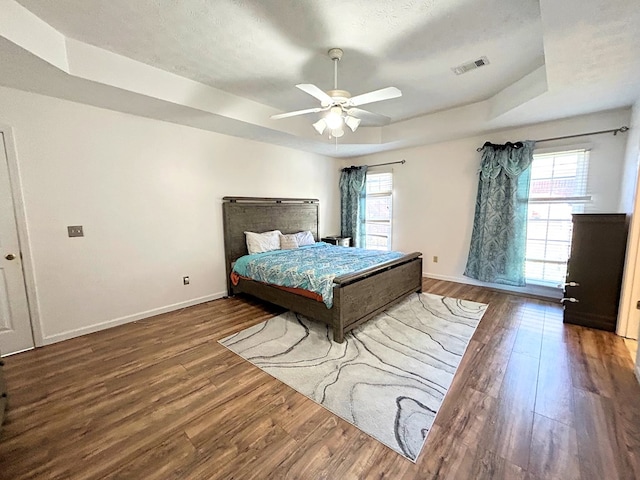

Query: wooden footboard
[331,255,423,342]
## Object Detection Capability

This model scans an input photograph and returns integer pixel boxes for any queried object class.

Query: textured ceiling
[2,0,639,157]
[15,0,544,121]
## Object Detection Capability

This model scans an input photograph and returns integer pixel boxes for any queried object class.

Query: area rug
[219,292,487,462]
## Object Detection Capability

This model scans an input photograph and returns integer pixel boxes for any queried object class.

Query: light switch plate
[67,225,84,237]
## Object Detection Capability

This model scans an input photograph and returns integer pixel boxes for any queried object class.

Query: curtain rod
[342,159,406,171]
[476,126,629,152]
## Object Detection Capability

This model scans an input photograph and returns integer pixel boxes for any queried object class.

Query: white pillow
[245,230,281,254]
[295,231,315,246]
[279,233,299,250]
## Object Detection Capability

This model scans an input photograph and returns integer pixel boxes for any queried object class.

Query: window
[364,172,393,250]
[525,149,590,285]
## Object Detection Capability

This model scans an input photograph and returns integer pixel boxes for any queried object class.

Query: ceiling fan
[270,48,402,138]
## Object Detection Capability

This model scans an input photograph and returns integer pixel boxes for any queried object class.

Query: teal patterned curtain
[464,141,535,286]
[340,166,368,247]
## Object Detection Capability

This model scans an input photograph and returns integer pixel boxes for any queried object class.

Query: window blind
[525,149,590,285]
[365,172,393,251]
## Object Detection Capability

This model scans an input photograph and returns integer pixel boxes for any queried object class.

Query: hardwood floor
[1,278,639,479]
[624,338,637,363]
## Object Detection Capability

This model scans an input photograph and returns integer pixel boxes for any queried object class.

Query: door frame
[0,125,44,348]
[618,214,640,339]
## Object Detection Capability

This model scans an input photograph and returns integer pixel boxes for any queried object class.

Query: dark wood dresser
[563,214,628,331]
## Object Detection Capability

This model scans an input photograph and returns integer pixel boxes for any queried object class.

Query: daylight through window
[525,149,590,285]
[365,172,393,251]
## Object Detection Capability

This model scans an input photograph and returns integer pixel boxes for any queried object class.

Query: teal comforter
[232,242,405,308]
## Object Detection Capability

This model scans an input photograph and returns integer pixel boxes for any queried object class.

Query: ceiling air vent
[452,56,490,75]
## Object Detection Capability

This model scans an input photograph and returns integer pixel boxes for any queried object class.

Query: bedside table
[322,236,351,247]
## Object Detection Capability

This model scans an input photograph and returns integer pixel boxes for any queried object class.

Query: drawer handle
[1,393,6,398]
[562,282,580,287]
[561,297,579,303]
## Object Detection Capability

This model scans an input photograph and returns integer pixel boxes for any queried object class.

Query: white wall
[0,86,340,344]
[618,100,640,213]
[346,108,631,297]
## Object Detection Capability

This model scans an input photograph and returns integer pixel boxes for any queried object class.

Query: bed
[222,197,423,342]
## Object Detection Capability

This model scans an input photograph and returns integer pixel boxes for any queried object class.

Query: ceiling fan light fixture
[312,118,327,135]
[325,106,344,130]
[272,49,402,140]
[345,115,361,132]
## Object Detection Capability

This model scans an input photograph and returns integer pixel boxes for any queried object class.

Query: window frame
[525,148,591,287]
[364,171,393,251]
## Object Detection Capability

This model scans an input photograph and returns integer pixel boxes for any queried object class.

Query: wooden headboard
[222,197,319,293]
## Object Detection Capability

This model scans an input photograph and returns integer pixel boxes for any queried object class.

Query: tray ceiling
[2,0,639,157]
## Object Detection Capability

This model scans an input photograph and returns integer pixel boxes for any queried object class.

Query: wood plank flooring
[1,279,639,479]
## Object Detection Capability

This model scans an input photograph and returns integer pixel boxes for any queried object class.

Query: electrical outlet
[433,256,438,263]
[67,225,84,237]
[183,276,190,285]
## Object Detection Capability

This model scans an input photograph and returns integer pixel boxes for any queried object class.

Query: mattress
[231,242,405,308]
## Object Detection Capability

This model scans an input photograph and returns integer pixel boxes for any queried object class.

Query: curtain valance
[479,140,535,180]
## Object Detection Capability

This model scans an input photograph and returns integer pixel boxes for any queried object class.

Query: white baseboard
[42,292,226,345]
[423,272,562,300]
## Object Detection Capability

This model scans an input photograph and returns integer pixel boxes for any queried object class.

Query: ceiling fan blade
[349,87,402,107]
[296,84,334,105]
[347,108,391,126]
[270,107,324,120]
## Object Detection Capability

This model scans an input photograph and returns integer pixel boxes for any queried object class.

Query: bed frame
[222,197,423,342]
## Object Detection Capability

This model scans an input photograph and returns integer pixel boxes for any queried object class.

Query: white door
[0,132,34,355]
[627,255,640,339]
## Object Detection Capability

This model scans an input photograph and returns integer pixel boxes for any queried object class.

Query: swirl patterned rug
[219,292,487,462]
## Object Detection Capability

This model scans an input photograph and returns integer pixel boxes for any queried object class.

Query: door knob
[4,254,16,260]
